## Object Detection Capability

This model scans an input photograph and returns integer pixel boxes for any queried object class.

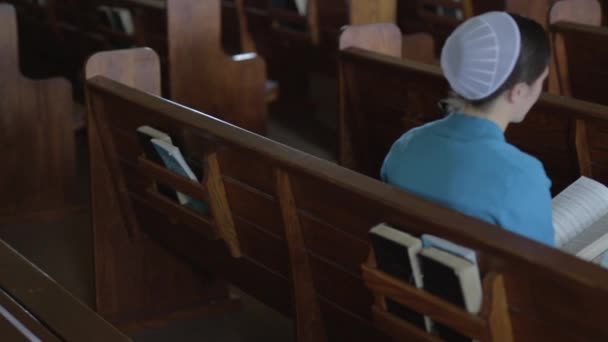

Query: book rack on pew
[86,47,608,341]
[362,253,512,342]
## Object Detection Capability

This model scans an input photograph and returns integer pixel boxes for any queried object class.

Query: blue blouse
[381,113,555,246]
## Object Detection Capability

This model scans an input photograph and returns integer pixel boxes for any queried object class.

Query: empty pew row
[86,48,608,341]
[0,239,130,341]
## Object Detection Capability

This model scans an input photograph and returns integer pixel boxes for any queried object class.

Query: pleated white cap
[440,12,521,101]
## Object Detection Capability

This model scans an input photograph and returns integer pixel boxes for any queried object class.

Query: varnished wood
[204,152,242,257]
[548,0,601,95]
[87,74,608,341]
[371,306,442,342]
[338,47,446,176]
[362,263,488,339]
[481,274,514,342]
[401,33,436,65]
[234,0,257,52]
[505,0,552,28]
[0,3,80,223]
[339,23,436,68]
[550,21,608,105]
[168,0,269,134]
[275,169,326,342]
[550,3,607,105]
[339,23,403,59]
[349,0,397,25]
[0,239,130,341]
[364,257,514,342]
[84,48,239,331]
[86,48,162,95]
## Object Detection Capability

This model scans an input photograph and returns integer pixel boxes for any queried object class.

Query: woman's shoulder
[493,143,550,184]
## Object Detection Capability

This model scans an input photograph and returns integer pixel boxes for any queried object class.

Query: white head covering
[440,11,521,101]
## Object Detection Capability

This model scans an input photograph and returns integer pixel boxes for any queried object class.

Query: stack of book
[370,224,481,341]
[370,179,608,339]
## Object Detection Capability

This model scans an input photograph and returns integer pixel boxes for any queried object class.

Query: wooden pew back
[339,23,403,58]
[338,46,608,194]
[84,48,241,331]
[168,0,269,134]
[550,3,607,105]
[338,48,447,178]
[0,4,79,223]
[87,54,608,341]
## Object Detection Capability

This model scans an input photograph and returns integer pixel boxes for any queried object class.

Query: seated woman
[381,12,554,245]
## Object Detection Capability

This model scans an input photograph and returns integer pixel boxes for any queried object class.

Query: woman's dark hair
[441,13,551,112]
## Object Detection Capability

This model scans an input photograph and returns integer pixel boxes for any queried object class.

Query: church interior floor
[0,73,338,341]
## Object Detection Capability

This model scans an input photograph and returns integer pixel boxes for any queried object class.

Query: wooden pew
[84,48,242,331]
[0,4,83,224]
[0,239,130,341]
[168,0,271,134]
[550,1,608,105]
[338,45,608,195]
[86,53,608,340]
[546,0,601,95]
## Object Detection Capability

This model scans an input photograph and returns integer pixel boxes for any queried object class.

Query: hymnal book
[113,8,134,35]
[553,176,608,262]
[294,0,307,14]
[369,223,430,331]
[136,126,179,202]
[151,139,209,215]
[421,234,477,265]
[419,247,482,342]
[137,125,173,162]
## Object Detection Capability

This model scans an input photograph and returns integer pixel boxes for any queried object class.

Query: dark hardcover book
[419,247,482,342]
[369,223,429,331]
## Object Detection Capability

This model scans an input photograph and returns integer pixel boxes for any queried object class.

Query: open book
[553,176,608,263]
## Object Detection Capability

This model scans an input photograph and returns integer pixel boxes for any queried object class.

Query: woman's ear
[506,82,529,104]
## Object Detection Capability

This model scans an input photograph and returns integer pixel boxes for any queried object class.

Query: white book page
[561,213,608,260]
[552,177,608,246]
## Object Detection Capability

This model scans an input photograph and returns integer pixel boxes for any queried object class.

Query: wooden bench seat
[86,47,608,341]
[0,239,130,341]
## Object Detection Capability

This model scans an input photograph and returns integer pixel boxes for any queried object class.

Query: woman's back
[382,113,554,245]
